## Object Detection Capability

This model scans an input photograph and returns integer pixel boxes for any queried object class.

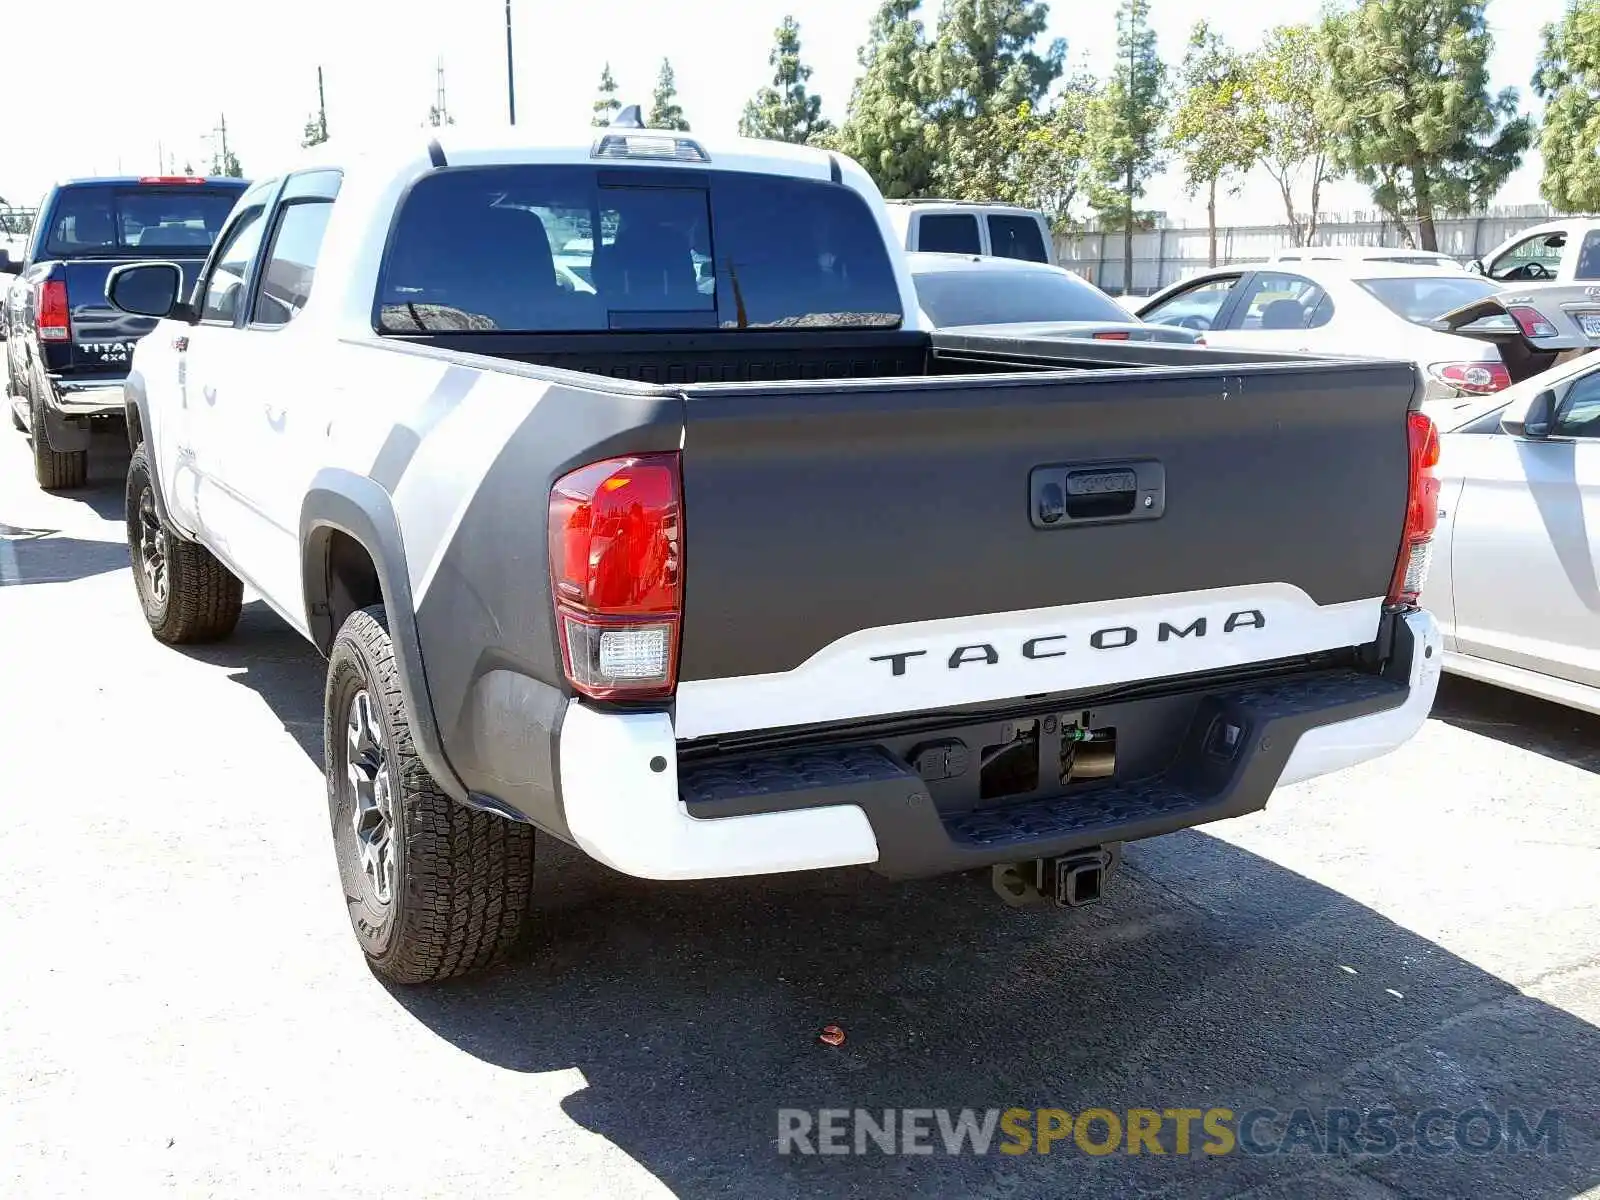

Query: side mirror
[106,261,190,320]
[1467,259,1485,275]
[1503,388,1557,438]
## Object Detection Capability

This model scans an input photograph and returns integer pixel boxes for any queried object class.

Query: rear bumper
[553,611,1441,881]
[44,375,127,418]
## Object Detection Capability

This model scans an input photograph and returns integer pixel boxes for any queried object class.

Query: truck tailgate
[674,360,1418,739]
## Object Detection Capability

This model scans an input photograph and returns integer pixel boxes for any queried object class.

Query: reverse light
[548,453,682,700]
[36,280,70,342]
[1427,360,1510,396]
[1387,410,1442,608]
[1506,304,1558,338]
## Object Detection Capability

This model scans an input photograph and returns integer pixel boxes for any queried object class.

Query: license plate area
[1578,313,1600,338]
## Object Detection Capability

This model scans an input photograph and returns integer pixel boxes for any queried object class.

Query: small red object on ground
[818,1025,846,1047]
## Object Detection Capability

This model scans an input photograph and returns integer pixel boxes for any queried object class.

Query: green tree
[834,1,939,198]
[1323,0,1531,252]
[648,59,689,130]
[302,68,329,148]
[1168,23,1254,266]
[1237,25,1337,246]
[740,17,833,143]
[935,73,1094,229]
[922,0,1064,124]
[1533,1,1600,212]
[593,63,622,127]
[1085,0,1167,290]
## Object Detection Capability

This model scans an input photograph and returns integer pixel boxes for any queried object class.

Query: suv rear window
[917,213,982,255]
[987,215,1049,263]
[43,186,242,257]
[377,166,903,334]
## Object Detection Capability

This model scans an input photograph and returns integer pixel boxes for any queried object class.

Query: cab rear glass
[375,165,903,334]
[43,186,243,257]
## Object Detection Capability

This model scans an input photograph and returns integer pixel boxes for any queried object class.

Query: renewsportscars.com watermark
[777,1106,1564,1157]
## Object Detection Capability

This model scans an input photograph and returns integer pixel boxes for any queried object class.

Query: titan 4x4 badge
[79,340,136,364]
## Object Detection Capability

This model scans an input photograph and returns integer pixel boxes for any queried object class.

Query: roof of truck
[293,123,854,185]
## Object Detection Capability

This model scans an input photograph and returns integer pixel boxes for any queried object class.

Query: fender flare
[299,470,470,804]
[121,371,187,534]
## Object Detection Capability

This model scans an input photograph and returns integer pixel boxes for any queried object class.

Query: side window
[1232,272,1327,331]
[1140,276,1239,331]
[918,213,982,255]
[1307,292,1336,329]
[200,208,267,324]
[1554,373,1600,438]
[251,201,334,327]
[1488,231,1565,281]
[1574,230,1600,281]
[987,215,1048,263]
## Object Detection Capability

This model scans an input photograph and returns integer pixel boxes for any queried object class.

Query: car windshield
[913,267,1130,327]
[1357,275,1502,324]
[44,186,241,257]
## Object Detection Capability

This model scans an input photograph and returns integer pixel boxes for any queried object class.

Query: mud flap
[40,404,91,453]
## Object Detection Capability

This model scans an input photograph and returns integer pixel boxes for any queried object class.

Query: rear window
[917,214,982,255]
[987,215,1049,263]
[1357,276,1502,324]
[913,267,1130,328]
[377,166,902,334]
[43,186,241,257]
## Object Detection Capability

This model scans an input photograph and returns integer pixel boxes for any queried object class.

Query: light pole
[505,0,516,125]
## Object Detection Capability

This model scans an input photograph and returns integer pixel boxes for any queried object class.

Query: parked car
[907,252,1199,344]
[105,122,1441,985]
[1470,217,1600,282]
[1269,246,1463,270]
[2,175,249,489]
[885,200,1055,264]
[1422,350,1600,715]
[1135,262,1521,400]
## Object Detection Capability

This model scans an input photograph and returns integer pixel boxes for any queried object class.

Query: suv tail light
[548,453,682,700]
[36,280,70,342]
[1506,304,1558,338]
[1387,411,1442,608]
[1427,360,1510,395]
[137,176,208,185]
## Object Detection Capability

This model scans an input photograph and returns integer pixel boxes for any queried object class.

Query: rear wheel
[325,606,534,984]
[125,445,242,643]
[30,397,87,491]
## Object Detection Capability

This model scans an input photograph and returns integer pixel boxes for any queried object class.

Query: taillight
[1092,330,1131,341]
[1506,304,1558,338]
[1387,411,1442,608]
[1427,361,1510,396]
[137,176,207,185]
[548,453,682,700]
[36,280,70,342]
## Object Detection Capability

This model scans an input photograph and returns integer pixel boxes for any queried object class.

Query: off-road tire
[325,605,534,984]
[30,397,88,491]
[125,445,242,643]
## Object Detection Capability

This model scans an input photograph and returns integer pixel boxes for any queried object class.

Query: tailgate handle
[1030,460,1165,529]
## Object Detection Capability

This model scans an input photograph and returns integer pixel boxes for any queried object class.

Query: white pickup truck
[105,119,1443,984]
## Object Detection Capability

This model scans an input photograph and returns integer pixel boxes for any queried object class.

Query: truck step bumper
[558,611,1440,882]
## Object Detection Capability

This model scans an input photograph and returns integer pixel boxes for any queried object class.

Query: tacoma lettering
[868,610,1268,675]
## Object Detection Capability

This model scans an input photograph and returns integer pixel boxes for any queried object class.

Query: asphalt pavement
[1,427,1597,1199]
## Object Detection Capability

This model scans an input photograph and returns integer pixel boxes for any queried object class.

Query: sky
[0,0,1567,228]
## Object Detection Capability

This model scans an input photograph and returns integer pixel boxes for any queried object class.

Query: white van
[884,201,1055,265]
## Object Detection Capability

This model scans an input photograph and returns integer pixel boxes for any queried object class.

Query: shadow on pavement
[1432,675,1600,774]
[0,530,129,586]
[378,834,1599,1199]
[176,601,326,762]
